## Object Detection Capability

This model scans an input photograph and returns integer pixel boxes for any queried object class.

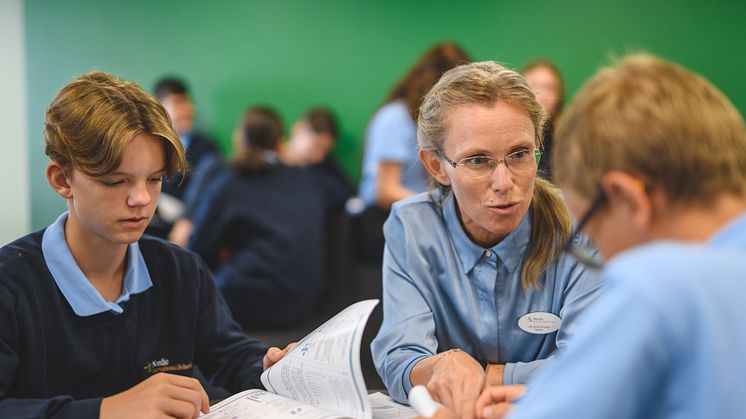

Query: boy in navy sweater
[0,72,290,418]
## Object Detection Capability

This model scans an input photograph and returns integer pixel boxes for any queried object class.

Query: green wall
[25,0,746,230]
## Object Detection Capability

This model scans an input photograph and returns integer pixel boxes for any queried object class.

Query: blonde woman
[371,61,602,418]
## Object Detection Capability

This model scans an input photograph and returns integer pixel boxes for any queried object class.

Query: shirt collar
[443,191,531,274]
[180,131,193,149]
[709,211,746,248]
[42,212,153,316]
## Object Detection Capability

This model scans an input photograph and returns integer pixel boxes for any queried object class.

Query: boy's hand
[263,342,296,370]
[100,373,209,419]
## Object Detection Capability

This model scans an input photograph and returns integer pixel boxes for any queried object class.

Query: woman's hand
[412,349,486,419]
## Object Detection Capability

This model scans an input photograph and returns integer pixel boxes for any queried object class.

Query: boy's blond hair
[45,71,186,178]
[554,54,746,202]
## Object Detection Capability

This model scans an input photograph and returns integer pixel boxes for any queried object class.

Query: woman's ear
[600,171,653,233]
[46,161,73,199]
[419,149,451,186]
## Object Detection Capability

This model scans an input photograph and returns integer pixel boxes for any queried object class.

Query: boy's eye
[148,177,163,183]
[102,180,124,187]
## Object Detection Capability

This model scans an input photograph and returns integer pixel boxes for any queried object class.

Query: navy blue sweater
[188,163,352,329]
[162,131,220,200]
[0,231,268,418]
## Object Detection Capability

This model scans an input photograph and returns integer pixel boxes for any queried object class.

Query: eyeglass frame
[435,148,542,178]
[562,190,607,269]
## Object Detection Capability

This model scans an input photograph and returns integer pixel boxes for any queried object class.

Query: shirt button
[485,250,492,258]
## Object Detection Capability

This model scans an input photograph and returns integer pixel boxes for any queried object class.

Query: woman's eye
[509,149,530,160]
[148,177,163,183]
[464,156,492,167]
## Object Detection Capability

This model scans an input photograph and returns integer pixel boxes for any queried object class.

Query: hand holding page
[202,300,396,419]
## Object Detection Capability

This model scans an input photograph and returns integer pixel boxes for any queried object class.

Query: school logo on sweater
[143,358,193,374]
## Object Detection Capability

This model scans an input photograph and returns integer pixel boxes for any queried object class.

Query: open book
[201,300,415,419]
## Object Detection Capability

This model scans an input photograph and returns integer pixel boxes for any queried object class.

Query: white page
[261,299,379,419]
[200,389,348,419]
[369,392,416,419]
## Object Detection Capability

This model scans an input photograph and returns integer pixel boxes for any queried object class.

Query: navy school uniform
[188,161,352,329]
[0,227,267,418]
[161,131,220,200]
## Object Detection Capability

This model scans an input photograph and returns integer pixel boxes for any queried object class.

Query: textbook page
[369,392,417,419]
[261,299,379,419]
[201,389,347,419]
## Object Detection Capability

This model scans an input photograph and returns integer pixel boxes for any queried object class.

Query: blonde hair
[554,53,746,202]
[45,71,186,178]
[418,61,571,289]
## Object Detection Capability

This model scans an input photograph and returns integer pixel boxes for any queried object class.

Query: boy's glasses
[563,191,607,269]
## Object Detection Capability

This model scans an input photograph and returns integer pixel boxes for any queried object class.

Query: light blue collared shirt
[508,213,746,419]
[180,131,193,150]
[358,100,427,207]
[371,190,603,403]
[41,212,153,316]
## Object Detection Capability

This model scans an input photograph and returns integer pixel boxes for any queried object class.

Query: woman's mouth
[487,202,519,215]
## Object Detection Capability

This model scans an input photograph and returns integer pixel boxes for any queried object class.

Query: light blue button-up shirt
[41,212,153,316]
[358,100,428,207]
[371,190,603,403]
[508,213,746,419]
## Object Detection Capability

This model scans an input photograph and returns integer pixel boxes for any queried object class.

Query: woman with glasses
[371,61,603,418]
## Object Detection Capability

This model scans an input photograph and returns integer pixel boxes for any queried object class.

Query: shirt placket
[474,250,499,361]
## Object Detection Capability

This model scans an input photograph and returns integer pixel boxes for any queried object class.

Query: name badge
[518,312,561,334]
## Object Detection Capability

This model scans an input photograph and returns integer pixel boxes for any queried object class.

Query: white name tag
[518,312,561,334]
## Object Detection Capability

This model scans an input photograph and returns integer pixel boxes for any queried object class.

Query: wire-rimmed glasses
[435,148,542,180]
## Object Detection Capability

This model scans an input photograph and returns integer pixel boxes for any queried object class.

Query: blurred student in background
[187,106,351,329]
[359,42,471,210]
[0,72,289,419]
[280,107,355,196]
[433,54,746,419]
[372,61,602,418]
[357,42,471,261]
[521,60,564,179]
[153,77,221,200]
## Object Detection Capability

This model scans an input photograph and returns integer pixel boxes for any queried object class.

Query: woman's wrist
[485,363,505,386]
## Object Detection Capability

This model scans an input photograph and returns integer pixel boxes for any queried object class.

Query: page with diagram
[259,299,379,419]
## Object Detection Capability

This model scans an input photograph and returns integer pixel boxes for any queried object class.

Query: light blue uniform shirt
[41,212,153,316]
[508,212,746,419]
[358,100,427,207]
[371,190,603,403]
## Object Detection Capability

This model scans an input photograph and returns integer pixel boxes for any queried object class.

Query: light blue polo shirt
[41,212,153,316]
[508,213,746,419]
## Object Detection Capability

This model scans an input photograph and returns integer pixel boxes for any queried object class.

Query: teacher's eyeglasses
[436,148,541,180]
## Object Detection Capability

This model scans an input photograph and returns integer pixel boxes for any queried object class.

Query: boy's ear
[419,150,451,186]
[46,161,73,199]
